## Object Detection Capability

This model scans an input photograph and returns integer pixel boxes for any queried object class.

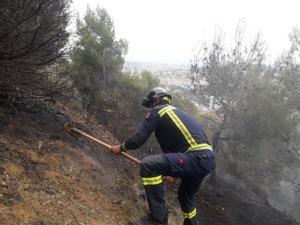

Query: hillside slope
[0,99,299,225]
[0,100,145,225]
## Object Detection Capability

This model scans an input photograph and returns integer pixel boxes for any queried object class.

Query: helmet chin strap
[150,100,160,108]
[151,98,170,108]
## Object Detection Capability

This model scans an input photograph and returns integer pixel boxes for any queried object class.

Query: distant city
[124,61,211,111]
[124,61,191,90]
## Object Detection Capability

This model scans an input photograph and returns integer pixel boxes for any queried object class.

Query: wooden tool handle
[70,127,141,164]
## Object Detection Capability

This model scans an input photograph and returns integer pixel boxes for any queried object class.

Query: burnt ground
[0,99,299,225]
[198,182,299,225]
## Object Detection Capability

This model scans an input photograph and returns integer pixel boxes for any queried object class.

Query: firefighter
[111,87,216,225]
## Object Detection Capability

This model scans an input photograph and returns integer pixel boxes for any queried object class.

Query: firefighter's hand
[110,145,122,155]
[164,176,176,185]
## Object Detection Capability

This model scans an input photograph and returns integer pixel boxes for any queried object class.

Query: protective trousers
[140,150,215,225]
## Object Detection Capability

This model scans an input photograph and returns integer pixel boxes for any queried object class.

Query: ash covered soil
[0,100,299,225]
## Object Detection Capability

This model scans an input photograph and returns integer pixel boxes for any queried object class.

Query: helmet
[142,87,172,108]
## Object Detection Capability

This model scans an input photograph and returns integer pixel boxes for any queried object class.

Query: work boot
[129,213,168,225]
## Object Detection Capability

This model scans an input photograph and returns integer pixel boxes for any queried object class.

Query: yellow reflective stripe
[166,110,197,147]
[142,175,162,181]
[143,180,162,186]
[158,106,176,117]
[158,106,173,117]
[162,96,170,101]
[159,106,213,152]
[187,143,213,151]
[183,208,197,219]
[141,175,163,186]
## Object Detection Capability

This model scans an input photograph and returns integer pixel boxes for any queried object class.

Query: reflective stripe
[162,96,171,103]
[158,105,176,117]
[158,105,213,152]
[187,143,213,152]
[141,175,163,186]
[166,110,197,147]
[183,208,197,219]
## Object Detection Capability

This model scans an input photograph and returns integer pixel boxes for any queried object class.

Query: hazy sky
[72,0,300,64]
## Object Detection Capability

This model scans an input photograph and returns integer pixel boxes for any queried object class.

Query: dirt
[0,101,143,225]
[0,99,299,225]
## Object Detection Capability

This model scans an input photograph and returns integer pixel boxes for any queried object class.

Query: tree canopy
[71,6,128,113]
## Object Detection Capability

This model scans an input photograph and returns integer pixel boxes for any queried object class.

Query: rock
[1,181,8,187]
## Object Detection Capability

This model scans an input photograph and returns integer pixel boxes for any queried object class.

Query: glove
[110,145,122,155]
[164,176,176,185]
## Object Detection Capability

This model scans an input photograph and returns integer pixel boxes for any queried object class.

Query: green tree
[271,27,300,157]
[191,25,300,188]
[275,27,300,112]
[111,70,159,140]
[190,23,265,152]
[71,6,128,114]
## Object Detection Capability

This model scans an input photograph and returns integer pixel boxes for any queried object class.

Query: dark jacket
[122,104,211,153]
